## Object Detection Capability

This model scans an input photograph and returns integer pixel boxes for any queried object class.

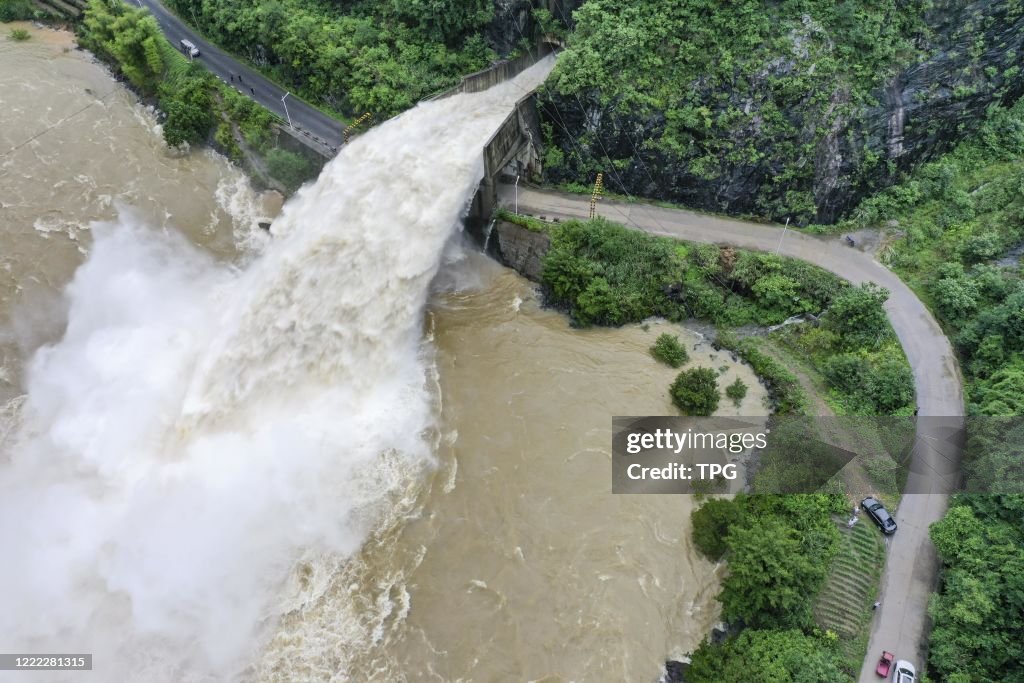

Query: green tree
[387,0,493,44]
[825,282,889,349]
[928,497,1024,682]
[932,273,979,320]
[866,358,914,412]
[718,516,832,629]
[158,73,214,148]
[751,274,804,321]
[670,367,720,415]
[687,628,848,683]
[81,0,166,91]
[691,497,745,561]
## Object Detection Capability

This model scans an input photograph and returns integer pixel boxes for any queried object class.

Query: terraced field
[814,519,886,659]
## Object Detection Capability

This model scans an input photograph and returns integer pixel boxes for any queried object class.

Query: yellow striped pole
[589,172,604,219]
[344,112,373,143]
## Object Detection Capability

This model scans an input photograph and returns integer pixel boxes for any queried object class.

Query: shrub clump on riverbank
[541,217,844,328]
[669,367,719,415]
[650,333,688,368]
[535,216,913,415]
[685,493,849,680]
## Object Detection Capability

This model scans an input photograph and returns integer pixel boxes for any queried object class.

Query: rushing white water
[0,57,554,682]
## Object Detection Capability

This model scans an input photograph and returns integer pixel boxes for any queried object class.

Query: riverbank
[64,0,320,193]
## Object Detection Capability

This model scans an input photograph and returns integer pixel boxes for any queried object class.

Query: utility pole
[514,174,520,215]
[775,217,790,255]
[281,92,293,129]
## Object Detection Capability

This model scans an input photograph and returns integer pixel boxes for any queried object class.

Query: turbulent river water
[0,26,765,682]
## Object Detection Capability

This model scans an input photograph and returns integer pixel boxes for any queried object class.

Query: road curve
[129,0,343,149]
[497,183,965,680]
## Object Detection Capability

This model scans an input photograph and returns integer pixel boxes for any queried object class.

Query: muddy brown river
[1,26,765,682]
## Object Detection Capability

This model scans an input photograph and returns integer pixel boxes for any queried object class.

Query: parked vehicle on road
[893,659,916,683]
[861,496,897,535]
[875,651,894,677]
[179,39,200,58]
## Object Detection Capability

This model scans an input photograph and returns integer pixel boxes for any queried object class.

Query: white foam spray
[0,57,554,682]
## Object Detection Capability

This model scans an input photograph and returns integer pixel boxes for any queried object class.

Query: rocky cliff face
[539,0,1024,224]
[486,0,582,56]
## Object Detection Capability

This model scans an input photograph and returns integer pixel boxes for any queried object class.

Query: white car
[893,660,916,683]
[179,39,200,58]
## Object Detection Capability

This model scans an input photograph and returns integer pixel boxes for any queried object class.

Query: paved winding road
[130,0,343,150]
[498,183,965,681]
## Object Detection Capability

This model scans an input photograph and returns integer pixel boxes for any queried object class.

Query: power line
[0,89,117,160]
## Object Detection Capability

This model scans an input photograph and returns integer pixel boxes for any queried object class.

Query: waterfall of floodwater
[0,57,555,682]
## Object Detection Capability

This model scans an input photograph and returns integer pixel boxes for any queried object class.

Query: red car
[876,651,895,677]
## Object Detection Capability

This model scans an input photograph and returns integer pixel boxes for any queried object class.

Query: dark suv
[861,497,897,535]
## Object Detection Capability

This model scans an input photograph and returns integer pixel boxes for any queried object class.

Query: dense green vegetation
[688,494,851,681]
[8,26,29,40]
[163,0,500,117]
[928,495,1024,683]
[825,95,1024,681]
[688,628,848,682]
[540,0,937,221]
[78,0,315,188]
[843,97,1024,420]
[542,218,845,327]
[539,217,914,415]
[650,332,688,368]
[776,285,914,415]
[669,367,719,415]
[0,0,38,22]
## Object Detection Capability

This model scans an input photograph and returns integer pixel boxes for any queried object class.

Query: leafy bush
[725,377,748,406]
[159,72,215,148]
[650,333,688,367]
[0,0,36,21]
[265,149,313,191]
[541,218,682,326]
[824,282,890,349]
[866,358,915,412]
[8,27,30,41]
[670,367,720,415]
[164,0,497,117]
[540,218,843,328]
[688,628,848,682]
[691,497,745,561]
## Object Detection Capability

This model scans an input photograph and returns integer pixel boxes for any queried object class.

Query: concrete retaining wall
[424,43,554,102]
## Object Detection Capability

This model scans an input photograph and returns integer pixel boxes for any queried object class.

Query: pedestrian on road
[230,74,234,82]
[238,74,243,83]
[250,87,255,96]
[872,601,881,610]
